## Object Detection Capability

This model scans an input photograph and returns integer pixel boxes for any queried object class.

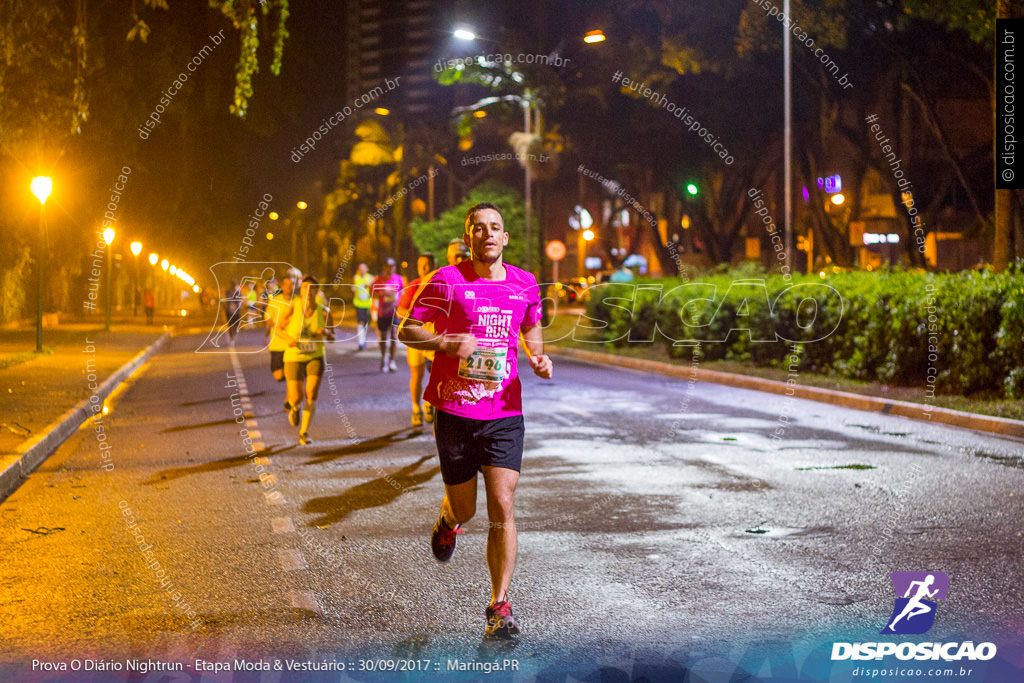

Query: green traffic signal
[686,183,699,196]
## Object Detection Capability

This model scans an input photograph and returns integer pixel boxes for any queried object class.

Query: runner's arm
[399,317,476,358]
[521,325,553,378]
[321,308,336,342]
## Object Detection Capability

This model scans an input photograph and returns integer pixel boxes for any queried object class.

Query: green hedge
[582,265,1024,398]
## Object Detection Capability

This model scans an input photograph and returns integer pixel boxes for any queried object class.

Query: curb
[548,346,1024,440]
[0,332,172,502]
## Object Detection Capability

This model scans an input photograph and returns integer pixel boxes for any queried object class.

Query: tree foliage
[411,181,537,269]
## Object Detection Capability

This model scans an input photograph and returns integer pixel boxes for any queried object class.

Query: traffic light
[686,183,699,196]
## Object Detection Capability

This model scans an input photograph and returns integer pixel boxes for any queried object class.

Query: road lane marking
[289,590,323,615]
[271,517,294,533]
[278,548,306,571]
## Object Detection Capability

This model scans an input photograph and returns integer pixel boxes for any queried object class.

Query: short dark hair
[419,252,436,269]
[302,274,319,286]
[464,202,504,233]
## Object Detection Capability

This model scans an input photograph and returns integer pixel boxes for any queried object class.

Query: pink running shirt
[410,261,542,420]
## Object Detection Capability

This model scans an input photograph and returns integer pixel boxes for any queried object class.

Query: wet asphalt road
[1,329,1022,680]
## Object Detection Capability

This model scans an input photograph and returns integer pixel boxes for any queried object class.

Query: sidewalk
[0,317,178,501]
[548,346,1024,440]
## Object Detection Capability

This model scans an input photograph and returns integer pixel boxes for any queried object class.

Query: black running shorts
[270,350,285,374]
[434,410,525,486]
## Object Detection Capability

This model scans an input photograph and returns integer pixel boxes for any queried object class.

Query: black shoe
[284,400,292,411]
[485,601,521,637]
[430,513,462,562]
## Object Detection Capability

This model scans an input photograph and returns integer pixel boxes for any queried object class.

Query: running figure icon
[881,571,949,635]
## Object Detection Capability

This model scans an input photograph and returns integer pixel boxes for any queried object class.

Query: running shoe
[411,407,423,427]
[485,601,521,637]
[380,359,387,373]
[299,432,312,445]
[288,405,300,427]
[430,513,462,562]
[423,403,434,423]
[389,359,398,372]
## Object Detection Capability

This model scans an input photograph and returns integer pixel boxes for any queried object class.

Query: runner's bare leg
[482,465,519,604]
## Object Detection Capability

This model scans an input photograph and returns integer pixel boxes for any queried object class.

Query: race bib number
[458,346,508,383]
[297,341,319,354]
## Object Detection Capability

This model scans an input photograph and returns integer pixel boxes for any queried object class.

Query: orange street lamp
[30,176,52,351]
[129,242,142,315]
[149,253,158,265]
[102,228,115,330]
[584,30,606,44]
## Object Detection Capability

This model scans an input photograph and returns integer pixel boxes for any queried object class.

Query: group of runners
[234,202,552,638]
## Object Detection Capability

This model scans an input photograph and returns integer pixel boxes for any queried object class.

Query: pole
[105,243,112,331]
[36,207,45,352]
[524,98,533,273]
[132,256,138,316]
[783,0,793,272]
[428,164,435,221]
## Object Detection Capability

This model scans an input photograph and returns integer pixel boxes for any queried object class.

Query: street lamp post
[30,177,52,352]
[130,241,142,316]
[103,228,115,331]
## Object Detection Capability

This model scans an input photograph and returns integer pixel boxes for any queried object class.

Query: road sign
[546,240,566,261]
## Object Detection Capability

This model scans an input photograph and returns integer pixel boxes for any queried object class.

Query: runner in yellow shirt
[279,275,335,445]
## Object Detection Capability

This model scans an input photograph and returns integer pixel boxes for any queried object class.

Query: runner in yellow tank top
[279,275,334,445]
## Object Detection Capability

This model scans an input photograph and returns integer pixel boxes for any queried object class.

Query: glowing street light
[296,201,308,210]
[161,259,169,271]
[130,241,142,256]
[102,228,115,245]
[169,265,177,275]
[374,107,391,116]
[584,30,606,44]
[453,28,475,41]
[582,229,596,241]
[149,253,158,265]
[831,193,845,206]
[269,211,279,221]
[30,176,52,351]
[30,176,53,204]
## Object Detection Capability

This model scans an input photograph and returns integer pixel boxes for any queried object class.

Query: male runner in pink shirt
[399,202,553,638]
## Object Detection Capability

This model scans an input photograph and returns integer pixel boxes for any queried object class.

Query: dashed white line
[278,548,307,571]
[271,517,295,534]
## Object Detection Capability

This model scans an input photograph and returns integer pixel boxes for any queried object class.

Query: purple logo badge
[881,571,949,635]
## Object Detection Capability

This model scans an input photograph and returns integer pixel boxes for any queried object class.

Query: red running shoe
[485,600,521,636]
[430,513,463,562]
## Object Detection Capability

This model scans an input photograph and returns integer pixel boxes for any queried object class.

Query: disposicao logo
[881,571,948,635]
[831,571,997,662]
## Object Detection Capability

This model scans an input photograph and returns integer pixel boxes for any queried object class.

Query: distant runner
[372,258,405,373]
[353,263,374,351]
[397,252,436,427]
[280,275,335,445]
[399,202,553,638]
